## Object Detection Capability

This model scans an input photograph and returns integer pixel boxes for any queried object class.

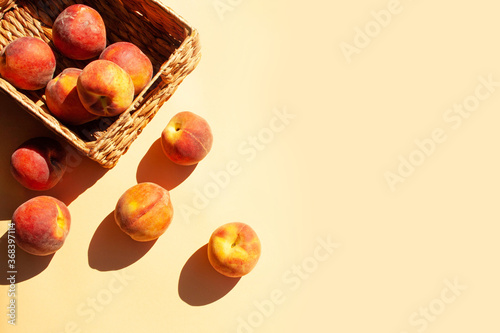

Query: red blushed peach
[13,196,71,256]
[100,42,153,95]
[77,59,135,117]
[0,37,56,90]
[115,182,174,242]
[208,222,261,278]
[45,68,99,126]
[10,137,67,191]
[161,111,213,166]
[52,4,106,60]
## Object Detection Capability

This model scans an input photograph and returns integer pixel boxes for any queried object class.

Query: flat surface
[1,0,500,332]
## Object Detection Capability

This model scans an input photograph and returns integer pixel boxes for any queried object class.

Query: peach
[10,137,67,191]
[115,182,174,242]
[0,37,56,90]
[13,196,71,256]
[208,222,261,278]
[52,4,106,60]
[77,59,135,117]
[45,68,99,125]
[161,111,213,165]
[100,42,153,95]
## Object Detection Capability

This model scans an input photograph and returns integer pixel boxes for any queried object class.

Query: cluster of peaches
[2,4,261,279]
[0,4,151,123]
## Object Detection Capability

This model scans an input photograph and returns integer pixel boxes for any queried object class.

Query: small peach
[161,111,213,166]
[77,59,135,117]
[10,137,67,191]
[13,196,71,256]
[115,182,174,242]
[0,37,56,90]
[208,222,261,278]
[52,4,106,60]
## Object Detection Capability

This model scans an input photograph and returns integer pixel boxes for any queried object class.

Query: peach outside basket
[0,0,201,168]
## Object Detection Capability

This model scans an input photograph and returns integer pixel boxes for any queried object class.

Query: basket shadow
[0,92,109,220]
[44,156,109,204]
[87,211,156,271]
[0,231,54,285]
[178,244,241,306]
[136,138,197,191]
[0,91,50,220]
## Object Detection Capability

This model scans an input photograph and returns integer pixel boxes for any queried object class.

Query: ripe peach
[13,196,71,256]
[0,37,56,90]
[10,137,67,191]
[77,59,135,117]
[52,4,106,60]
[45,68,99,126]
[161,111,213,165]
[208,222,261,278]
[115,182,174,242]
[100,42,153,95]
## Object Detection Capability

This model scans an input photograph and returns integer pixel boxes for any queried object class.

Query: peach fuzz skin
[208,222,261,278]
[13,196,71,256]
[77,59,135,117]
[161,111,213,166]
[100,42,153,95]
[10,137,67,191]
[115,183,174,242]
[0,37,56,90]
[52,4,106,60]
[46,68,99,126]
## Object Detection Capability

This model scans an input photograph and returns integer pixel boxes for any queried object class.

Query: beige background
[1,0,500,332]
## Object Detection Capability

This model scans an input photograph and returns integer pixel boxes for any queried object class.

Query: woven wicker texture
[0,0,201,168]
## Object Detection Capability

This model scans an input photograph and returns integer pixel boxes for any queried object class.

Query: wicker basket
[0,0,201,168]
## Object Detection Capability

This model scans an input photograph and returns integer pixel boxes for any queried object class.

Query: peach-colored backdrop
[1,0,500,332]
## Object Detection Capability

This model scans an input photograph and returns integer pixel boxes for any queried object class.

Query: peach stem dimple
[99,95,107,110]
[231,234,241,248]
